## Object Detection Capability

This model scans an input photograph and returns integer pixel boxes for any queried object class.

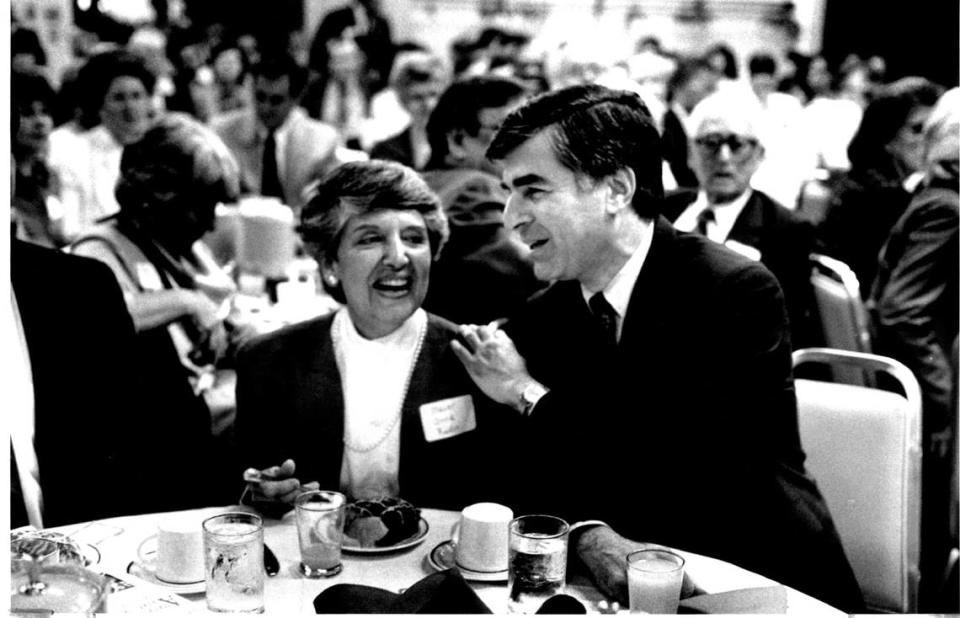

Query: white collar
[336,306,427,350]
[580,217,654,320]
[674,189,754,243]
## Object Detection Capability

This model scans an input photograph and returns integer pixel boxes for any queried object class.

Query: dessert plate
[342,518,429,554]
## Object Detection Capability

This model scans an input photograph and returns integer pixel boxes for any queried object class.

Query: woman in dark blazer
[235,160,517,513]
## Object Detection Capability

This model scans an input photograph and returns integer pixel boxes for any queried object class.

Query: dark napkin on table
[313,570,492,614]
[678,585,788,614]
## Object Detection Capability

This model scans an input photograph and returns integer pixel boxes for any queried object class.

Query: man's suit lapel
[620,216,680,350]
[728,192,765,251]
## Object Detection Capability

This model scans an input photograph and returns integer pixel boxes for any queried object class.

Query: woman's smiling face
[328,209,433,339]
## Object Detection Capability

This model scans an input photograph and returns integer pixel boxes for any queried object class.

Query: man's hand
[245,459,320,505]
[451,323,535,410]
[576,526,698,604]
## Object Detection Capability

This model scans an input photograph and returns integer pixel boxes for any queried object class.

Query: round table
[52,505,845,615]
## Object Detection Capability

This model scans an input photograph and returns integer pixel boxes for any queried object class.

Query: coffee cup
[454,502,513,573]
[139,515,204,584]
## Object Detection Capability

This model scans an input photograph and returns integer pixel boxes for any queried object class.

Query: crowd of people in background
[9,0,958,612]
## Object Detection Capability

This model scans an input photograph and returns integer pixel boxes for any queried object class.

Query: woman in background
[816,76,944,294]
[71,113,244,510]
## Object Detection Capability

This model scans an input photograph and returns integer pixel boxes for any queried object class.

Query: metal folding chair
[793,347,922,613]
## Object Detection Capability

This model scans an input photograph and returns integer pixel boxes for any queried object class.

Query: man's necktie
[261,130,284,200]
[589,292,618,348]
[695,207,716,237]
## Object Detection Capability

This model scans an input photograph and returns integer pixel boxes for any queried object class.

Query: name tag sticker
[135,262,164,290]
[419,395,476,442]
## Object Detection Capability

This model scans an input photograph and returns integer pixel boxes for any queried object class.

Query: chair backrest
[795,177,834,225]
[809,254,873,384]
[793,347,922,613]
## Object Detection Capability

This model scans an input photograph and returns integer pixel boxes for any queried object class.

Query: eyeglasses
[694,133,758,156]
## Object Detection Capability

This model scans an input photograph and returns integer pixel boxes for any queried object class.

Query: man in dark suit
[10,240,153,527]
[451,85,863,612]
[663,90,818,348]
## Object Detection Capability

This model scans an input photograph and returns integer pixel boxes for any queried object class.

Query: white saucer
[127,538,205,594]
[427,540,508,582]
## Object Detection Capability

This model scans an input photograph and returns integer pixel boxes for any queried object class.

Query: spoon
[263,543,279,577]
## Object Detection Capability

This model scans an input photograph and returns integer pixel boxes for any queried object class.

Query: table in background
[56,506,846,615]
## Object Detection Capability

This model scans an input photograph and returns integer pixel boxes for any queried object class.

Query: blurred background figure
[70,113,247,511]
[746,52,814,209]
[800,55,864,173]
[816,76,944,295]
[303,0,396,148]
[48,48,158,242]
[212,53,343,211]
[11,69,67,248]
[209,38,255,118]
[665,90,818,348]
[703,41,740,93]
[868,88,959,607]
[369,50,449,170]
[661,57,719,191]
[420,75,544,325]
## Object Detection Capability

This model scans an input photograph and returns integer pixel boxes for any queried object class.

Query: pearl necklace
[332,311,427,454]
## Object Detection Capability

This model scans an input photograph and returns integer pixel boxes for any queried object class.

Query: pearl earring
[326,275,338,286]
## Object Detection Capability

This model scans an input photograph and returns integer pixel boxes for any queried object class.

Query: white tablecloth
[52,506,845,615]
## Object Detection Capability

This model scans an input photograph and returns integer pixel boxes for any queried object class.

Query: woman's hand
[244,459,320,505]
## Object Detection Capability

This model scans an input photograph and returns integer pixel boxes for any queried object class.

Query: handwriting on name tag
[419,395,476,442]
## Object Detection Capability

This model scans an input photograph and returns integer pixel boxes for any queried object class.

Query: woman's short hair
[76,49,157,121]
[847,76,944,169]
[299,160,448,303]
[115,112,241,220]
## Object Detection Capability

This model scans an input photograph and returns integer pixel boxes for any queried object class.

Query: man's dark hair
[487,84,664,218]
[252,53,309,97]
[424,75,528,169]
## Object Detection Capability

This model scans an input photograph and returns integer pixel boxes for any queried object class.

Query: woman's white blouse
[332,307,427,501]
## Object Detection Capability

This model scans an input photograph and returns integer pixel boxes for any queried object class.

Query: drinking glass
[202,512,264,613]
[626,548,685,614]
[507,514,569,614]
[295,490,346,578]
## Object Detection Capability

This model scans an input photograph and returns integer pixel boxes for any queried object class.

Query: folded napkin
[678,585,788,614]
[313,571,492,614]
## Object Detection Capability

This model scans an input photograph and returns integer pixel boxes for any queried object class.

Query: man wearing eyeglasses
[212,53,346,211]
[665,91,818,347]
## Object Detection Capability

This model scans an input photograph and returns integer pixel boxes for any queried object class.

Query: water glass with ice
[295,490,346,578]
[202,512,265,613]
[626,548,685,614]
[507,514,569,614]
